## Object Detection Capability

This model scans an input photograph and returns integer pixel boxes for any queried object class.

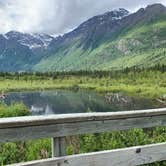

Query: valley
[0,3,166,166]
[0,4,165,71]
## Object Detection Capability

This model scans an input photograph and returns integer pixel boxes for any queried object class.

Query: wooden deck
[0,108,166,166]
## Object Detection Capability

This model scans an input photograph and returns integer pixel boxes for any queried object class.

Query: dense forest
[0,64,165,79]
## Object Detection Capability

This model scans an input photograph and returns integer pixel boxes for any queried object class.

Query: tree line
[0,64,165,80]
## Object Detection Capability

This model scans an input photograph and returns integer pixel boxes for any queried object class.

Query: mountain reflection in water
[4,90,162,115]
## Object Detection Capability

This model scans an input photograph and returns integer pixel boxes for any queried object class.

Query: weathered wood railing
[1,108,166,166]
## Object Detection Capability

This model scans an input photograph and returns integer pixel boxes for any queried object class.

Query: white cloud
[0,0,165,35]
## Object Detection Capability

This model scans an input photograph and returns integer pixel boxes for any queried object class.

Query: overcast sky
[0,0,166,35]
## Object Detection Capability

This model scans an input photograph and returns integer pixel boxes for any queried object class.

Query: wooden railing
[1,108,166,166]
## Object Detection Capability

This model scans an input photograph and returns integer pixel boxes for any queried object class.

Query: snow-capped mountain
[101,8,129,20]
[79,8,129,28]
[3,8,129,51]
[0,4,165,72]
[5,31,54,49]
[49,8,130,49]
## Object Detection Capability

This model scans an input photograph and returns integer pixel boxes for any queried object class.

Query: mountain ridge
[0,3,165,72]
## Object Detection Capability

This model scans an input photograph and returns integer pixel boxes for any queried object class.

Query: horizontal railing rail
[0,108,166,166]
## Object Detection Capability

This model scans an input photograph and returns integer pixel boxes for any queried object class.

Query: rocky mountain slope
[0,4,165,72]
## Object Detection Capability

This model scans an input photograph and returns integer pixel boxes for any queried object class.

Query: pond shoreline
[1,84,166,102]
[2,89,164,116]
[0,70,165,101]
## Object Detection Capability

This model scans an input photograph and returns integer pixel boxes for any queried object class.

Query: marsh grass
[0,71,165,99]
[0,70,166,165]
[0,102,30,118]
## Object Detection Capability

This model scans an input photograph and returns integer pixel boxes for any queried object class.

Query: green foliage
[0,103,29,165]
[0,103,51,165]
[0,140,52,165]
[33,19,166,71]
[0,8,165,72]
[79,128,166,166]
[2,127,166,165]
[0,69,165,99]
[25,139,51,161]
[80,129,150,153]
[0,103,30,118]
[0,70,165,165]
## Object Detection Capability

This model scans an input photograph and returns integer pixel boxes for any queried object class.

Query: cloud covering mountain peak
[0,0,165,35]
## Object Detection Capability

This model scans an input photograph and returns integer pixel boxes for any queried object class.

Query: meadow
[0,69,165,99]
[0,68,166,165]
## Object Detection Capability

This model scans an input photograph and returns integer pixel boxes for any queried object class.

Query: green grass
[1,103,166,166]
[0,102,51,165]
[0,71,165,165]
[0,71,165,99]
[0,102,30,118]
[33,18,166,71]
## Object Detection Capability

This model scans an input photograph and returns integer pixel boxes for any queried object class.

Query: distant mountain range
[0,3,166,72]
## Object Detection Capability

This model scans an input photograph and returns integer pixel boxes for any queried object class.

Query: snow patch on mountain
[5,31,54,49]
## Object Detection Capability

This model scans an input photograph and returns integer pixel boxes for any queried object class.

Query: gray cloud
[0,0,165,35]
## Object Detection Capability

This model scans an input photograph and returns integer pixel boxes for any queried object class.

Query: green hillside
[34,10,166,71]
[0,4,165,72]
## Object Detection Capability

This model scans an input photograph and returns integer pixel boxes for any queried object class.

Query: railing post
[52,137,66,157]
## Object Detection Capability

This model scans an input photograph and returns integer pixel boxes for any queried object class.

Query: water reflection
[4,90,161,115]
